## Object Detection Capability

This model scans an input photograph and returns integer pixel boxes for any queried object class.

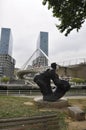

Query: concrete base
[68,106,85,121]
[34,96,69,109]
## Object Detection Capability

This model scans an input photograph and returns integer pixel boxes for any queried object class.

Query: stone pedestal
[68,106,85,121]
[34,96,69,109]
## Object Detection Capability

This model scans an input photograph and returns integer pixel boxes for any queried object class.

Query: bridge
[1,63,86,93]
[17,56,86,76]
[16,47,86,85]
[17,48,51,86]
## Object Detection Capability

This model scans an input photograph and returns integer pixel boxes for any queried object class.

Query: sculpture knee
[60,80,70,91]
[64,82,70,91]
[33,75,40,83]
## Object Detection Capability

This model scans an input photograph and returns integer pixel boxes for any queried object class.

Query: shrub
[70,78,86,84]
[1,76,10,83]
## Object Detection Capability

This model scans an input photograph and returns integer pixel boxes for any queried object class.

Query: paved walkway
[20,95,86,100]
[65,96,86,99]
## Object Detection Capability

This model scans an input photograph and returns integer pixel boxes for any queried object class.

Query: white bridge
[17,48,86,86]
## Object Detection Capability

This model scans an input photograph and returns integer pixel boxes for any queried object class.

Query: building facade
[37,32,48,57]
[33,32,48,67]
[0,28,15,79]
[0,28,13,56]
[0,54,15,78]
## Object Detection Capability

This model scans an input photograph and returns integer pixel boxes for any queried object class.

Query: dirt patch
[66,98,86,130]
[24,102,34,106]
[68,120,86,130]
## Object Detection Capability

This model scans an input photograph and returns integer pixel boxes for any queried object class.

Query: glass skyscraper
[33,31,48,67]
[0,28,15,78]
[0,28,13,56]
[37,32,48,57]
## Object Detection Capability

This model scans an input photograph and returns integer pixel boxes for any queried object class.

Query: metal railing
[0,88,86,96]
[0,89,41,96]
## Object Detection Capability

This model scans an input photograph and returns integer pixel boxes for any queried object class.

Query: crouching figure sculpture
[34,63,70,102]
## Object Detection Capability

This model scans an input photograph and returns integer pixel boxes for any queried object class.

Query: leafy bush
[70,78,86,84]
[1,76,10,83]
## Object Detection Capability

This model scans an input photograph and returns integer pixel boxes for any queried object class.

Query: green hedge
[70,78,86,84]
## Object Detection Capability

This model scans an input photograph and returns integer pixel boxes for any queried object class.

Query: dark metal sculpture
[34,63,70,102]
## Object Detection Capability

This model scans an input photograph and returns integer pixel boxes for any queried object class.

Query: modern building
[0,28,15,79]
[0,54,15,78]
[37,32,48,57]
[0,28,13,56]
[33,31,48,67]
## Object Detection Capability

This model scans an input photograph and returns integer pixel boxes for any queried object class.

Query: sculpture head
[51,62,57,69]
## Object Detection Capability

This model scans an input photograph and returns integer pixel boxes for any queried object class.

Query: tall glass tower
[33,31,48,67]
[0,28,15,78]
[0,28,13,56]
[37,32,48,57]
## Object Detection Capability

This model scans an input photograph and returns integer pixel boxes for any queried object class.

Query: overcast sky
[0,0,86,68]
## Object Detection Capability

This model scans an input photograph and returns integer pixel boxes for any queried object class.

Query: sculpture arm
[50,70,61,86]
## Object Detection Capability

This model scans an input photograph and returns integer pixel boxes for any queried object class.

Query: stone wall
[58,64,86,79]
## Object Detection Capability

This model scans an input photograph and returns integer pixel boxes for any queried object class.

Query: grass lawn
[0,96,38,118]
[68,98,86,113]
[0,96,68,130]
[0,96,86,119]
[0,96,86,130]
[0,96,63,119]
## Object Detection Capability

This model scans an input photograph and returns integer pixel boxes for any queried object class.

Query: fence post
[30,90,32,95]
[7,90,8,96]
[19,90,20,96]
